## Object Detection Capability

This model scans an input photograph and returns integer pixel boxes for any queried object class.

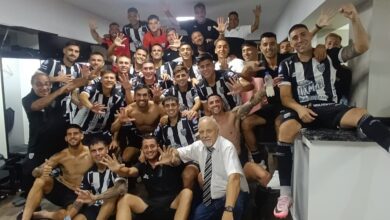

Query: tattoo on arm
[341,44,361,62]
[94,178,128,201]
[72,200,83,211]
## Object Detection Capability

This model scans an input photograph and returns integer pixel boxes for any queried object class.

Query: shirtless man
[20,124,93,220]
[207,94,271,186]
[111,84,166,163]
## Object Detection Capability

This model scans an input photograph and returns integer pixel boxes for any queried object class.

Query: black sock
[358,115,390,152]
[276,142,293,186]
[251,148,268,164]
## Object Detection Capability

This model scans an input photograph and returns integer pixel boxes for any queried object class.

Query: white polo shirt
[178,136,249,199]
[224,25,252,39]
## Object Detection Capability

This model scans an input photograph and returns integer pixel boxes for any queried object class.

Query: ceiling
[62,0,288,34]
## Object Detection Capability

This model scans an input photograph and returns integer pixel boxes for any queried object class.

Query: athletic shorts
[118,124,144,149]
[280,103,353,128]
[136,195,176,220]
[254,104,282,123]
[45,178,77,208]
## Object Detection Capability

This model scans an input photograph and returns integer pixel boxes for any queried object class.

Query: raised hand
[113,33,127,48]
[109,139,119,151]
[42,159,53,178]
[241,61,265,79]
[253,5,262,17]
[213,17,228,33]
[313,44,327,62]
[151,85,163,98]
[316,8,337,28]
[118,72,132,90]
[117,107,136,124]
[339,3,358,21]
[226,77,243,95]
[155,146,174,166]
[169,33,183,49]
[101,154,125,173]
[182,109,198,120]
[88,19,98,30]
[90,102,107,115]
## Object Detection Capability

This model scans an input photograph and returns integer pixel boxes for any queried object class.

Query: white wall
[0,61,7,158]
[0,0,112,43]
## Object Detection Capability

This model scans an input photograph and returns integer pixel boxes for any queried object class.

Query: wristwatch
[224,205,234,212]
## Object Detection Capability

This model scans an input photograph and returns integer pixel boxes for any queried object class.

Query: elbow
[355,43,369,54]
[229,173,241,183]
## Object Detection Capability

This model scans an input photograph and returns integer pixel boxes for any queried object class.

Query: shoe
[273,195,292,218]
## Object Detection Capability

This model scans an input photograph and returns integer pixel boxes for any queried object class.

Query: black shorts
[253,104,282,123]
[45,178,77,208]
[118,124,144,149]
[280,103,353,128]
[136,195,176,220]
[79,205,100,220]
[239,140,249,166]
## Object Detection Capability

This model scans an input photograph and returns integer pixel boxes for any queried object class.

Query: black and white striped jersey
[163,82,199,111]
[122,21,149,52]
[73,82,125,134]
[81,166,118,206]
[196,70,240,111]
[155,116,198,148]
[279,48,343,105]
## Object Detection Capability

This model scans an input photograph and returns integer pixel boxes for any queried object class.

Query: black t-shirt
[180,18,219,40]
[22,89,67,155]
[255,53,292,105]
[163,48,180,62]
[134,162,183,199]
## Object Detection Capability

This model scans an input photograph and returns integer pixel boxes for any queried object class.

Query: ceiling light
[176,17,194,22]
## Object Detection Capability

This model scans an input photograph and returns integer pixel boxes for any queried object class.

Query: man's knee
[278,119,301,142]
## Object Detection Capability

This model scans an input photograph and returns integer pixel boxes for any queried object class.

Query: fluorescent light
[176,16,194,22]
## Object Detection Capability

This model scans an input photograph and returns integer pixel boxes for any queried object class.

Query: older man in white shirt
[157,116,249,220]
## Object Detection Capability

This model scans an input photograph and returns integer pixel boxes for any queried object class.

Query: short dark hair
[260,32,277,41]
[288,24,308,35]
[109,22,119,28]
[207,93,223,102]
[179,42,192,48]
[134,84,150,94]
[127,7,138,14]
[194,2,206,10]
[162,96,179,105]
[66,124,82,133]
[241,40,257,49]
[228,11,239,17]
[116,55,131,63]
[100,70,116,77]
[197,54,214,64]
[90,51,105,59]
[166,27,176,34]
[147,14,160,21]
[64,40,80,49]
[89,137,108,148]
[151,43,163,50]
[142,134,159,145]
[136,46,149,54]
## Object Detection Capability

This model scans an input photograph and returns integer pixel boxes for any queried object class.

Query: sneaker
[273,195,292,218]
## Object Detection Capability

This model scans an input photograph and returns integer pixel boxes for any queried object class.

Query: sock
[358,115,390,152]
[280,186,292,197]
[276,142,293,186]
[251,148,268,164]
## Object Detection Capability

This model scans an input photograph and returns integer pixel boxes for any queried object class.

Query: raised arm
[339,3,369,61]
[89,19,104,44]
[101,154,139,177]
[251,5,261,33]
[310,8,337,36]
[31,83,72,111]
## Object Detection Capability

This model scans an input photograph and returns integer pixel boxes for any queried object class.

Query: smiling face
[279,41,292,54]
[128,11,139,26]
[142,62,156,81]
[215,39,229,59]
[207,95,223,115]
[260,37,277,59]
[194,6,206,23]
[109,24,120,38]
[289,27,312,54]
[191,31,204,46]
[148,18,160,33]
[325,36,341,49]
[198,118,219,147]
[89,54,105,70]
[174,69,189,87]
[89,141,108,164]
[141,138,160,161]
[179,44,193,60]
[63,45,80,63]
[228,13,239,29]
[32,74,51,97]
[198,59,215,80]
[135,88,150,108]
[242,45,258,62]
[116,56,131,74]
[163,99,179,118]
[134,49,148,65]
[101,72,117,90]
[65,127,83,148]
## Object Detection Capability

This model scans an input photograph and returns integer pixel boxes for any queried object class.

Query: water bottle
[264,72,275,97]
